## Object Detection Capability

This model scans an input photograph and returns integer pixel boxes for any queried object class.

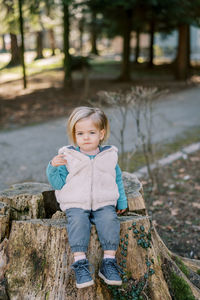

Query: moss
[170,272,195,300]
[45,291,50,300]
[157,255,161,265]
[10,277,25,288]
[29,250,47,279]
[197,269,200,276]
[173,256,190,277]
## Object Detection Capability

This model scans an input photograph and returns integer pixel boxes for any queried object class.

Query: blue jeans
[65,205,120,253]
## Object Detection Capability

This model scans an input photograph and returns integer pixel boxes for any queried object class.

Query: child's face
[75,117,105,153]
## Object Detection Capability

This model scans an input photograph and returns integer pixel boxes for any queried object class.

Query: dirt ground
[143,150,200,260]
[0,67,197,130]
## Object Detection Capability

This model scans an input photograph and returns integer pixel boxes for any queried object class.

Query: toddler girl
[46,106,127,289]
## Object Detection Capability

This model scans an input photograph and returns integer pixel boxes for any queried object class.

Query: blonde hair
[67,106,110,145]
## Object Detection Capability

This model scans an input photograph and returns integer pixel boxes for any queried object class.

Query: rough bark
[48,28,56,56]
[175,24,190,80]
[8,34,21,66]
[78,19,84,55]
[90,11,98,56]
[63,0,72,87]
[135,29,140,64]
[0,202,10,241]
[35,31,44,60]
[0,175,200,300]
[18,0,27,89]
[1,35,6,52]
[122,172,146,214]
[148,20,155,68]
[5,216,170,300]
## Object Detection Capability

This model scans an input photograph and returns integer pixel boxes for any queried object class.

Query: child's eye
[77,132,83,135]
[90,131,96,134]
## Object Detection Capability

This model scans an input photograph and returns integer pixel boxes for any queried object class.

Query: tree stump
[0,202,10,241]
[0,176,200,300]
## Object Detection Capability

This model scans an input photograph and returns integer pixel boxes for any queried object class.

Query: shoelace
[71,261,94,277]
[104,260,124,275]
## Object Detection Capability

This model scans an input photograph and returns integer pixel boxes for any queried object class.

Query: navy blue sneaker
[71,259,94,288]
[98,258,123,286]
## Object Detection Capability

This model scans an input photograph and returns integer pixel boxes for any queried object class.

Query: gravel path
[0,86,200,191]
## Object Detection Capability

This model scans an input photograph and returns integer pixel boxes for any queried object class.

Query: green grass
[173,256,190,277]
[170,272,195,300]
[91,60,121,76]
[0,51,174,83]
[119,126,200,172]
[0,54,123,83]
[0,51,63,80]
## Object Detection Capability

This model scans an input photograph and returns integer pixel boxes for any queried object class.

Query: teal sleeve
[115,164,128,210]
[46,162,69,190]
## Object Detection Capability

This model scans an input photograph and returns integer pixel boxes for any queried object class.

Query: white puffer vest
[55,145,119,211]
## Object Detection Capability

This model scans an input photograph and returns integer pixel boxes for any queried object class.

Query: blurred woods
[1,0,200,87]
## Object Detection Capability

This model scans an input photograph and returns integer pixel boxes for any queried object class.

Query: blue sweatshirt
[46,146,128,210]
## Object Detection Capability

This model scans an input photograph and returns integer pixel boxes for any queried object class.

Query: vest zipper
[90,158,94,209]
[90,148,112,209]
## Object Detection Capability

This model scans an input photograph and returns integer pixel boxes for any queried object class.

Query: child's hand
[117,209,127,215]
[51,154,67,167]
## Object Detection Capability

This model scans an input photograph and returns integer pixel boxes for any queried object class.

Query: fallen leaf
[169,184,175,189]
[192,202,200,209]
[153,200,163,206]
[192,225,200,231]
[190,157,199,162]
[170,208,179,216]
[152,220,158,226]
[194,185,200,191]
[167,191,176,196]
[185,221,192,225]
[166,225,174,231]
[141,180,147,185]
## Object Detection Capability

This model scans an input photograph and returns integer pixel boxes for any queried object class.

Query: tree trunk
[35,31,44,60]
[90,11,98,55]
[1,179,200,300]
[187,25,191,69]
[8,33,21,66]
[175,24,190,80]
[18,0,27,89]
[1,35,7,52]
[63,0,72,86]
[120,9,132,81]
[148,19,155,68]
[5,0,20,66]
[79,18,84,55]
[48,28,56,56]
[135,29,140,63]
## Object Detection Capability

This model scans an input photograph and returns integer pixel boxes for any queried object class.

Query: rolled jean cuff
[71,246,88,253]
[101,243,118,251]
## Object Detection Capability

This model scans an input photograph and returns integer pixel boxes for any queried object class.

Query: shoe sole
[98,271,122,286]
[76,279,94,289]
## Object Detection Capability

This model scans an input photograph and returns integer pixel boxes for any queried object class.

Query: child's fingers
[59,155,67,163]
[51,154,67,166]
